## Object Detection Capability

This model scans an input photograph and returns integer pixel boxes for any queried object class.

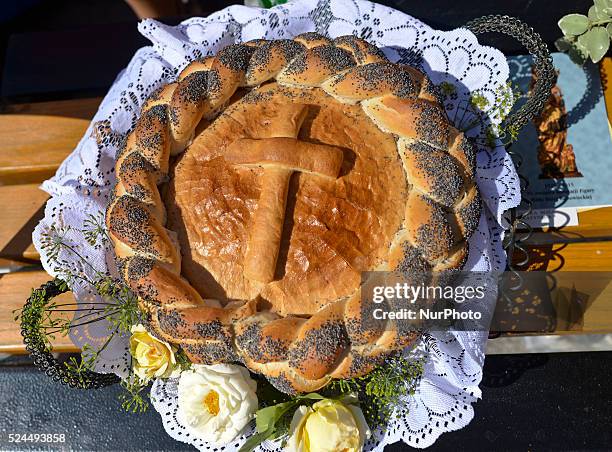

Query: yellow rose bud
[129,324,178,381]
[285,399,371,452]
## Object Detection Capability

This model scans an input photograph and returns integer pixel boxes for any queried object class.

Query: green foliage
[17,211,149,414]
[33,215,142,342]
[83,211,109,247]
[94,276,141,334]
[439,81,521,147]
[580,26,610,61]
[15,278,134,404]
[558,14,589,36]
[63,343,104,387]
[259,0,287,7]
[174,348,193,371]
[39,224,73,263]
[239,392,326,452]
[239,430,276,452]
[439,81,456,96]
[240,356,423,450]
[119,376,149,413]
[325,354,425,430]
[557,1,612,64]
[469,92,489,111]
[14,279,69,353]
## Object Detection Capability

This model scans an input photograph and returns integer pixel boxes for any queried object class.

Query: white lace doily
[32,0,520,449]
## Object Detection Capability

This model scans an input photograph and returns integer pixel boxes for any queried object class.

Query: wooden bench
[1,65,612,354]
[0,97,101,353]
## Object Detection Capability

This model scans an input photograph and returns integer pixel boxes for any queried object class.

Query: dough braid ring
[106,33,480,394]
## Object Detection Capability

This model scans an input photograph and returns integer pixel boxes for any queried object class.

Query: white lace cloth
[32,0,520,449]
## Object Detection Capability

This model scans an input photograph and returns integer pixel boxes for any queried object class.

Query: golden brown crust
[277,45,356,87]
[293,32,332,49]
[114,152,165,222]
[244,166,291,284]
[322,63,420,103]
[235,312,306,364]
[246,40,306,86]
[225,137,344,177]
[332,35,387,64]
[107,33,481,394]
[107,196,180,271]
[362,96,451,150]
[124,257,202,309]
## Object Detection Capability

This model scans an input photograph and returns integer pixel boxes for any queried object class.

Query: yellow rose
[285,399,371,452]
[129,324,178,381]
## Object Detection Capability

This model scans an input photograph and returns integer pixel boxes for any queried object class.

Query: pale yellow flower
[285,398,371,452]
[129,324,178,381]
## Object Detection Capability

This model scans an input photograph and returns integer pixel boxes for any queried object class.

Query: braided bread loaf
[106,33,480,394]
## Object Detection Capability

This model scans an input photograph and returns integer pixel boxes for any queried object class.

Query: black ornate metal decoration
[21,278,120,388]
[466,15,555,272]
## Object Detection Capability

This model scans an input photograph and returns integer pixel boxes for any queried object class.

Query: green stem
[47,308,108,312]
[92,326,120,358]
[62,243,105,277]
[43,309,120,334]
[47,302,111,308]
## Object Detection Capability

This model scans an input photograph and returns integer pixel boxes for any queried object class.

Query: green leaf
[238,430,276,452]
[574,37,589,53]
[558,14,590,36]
[337,392,359,405]
[595,0,611,13]
[253,392,327,442]
[607,23,612,38]
[589,5,608,21]
[579,26,610,62]
[255,401,296,433]
[296,392,326,401]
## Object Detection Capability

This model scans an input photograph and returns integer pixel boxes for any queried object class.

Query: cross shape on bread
[105,34,481,394]
[225,103,344,283]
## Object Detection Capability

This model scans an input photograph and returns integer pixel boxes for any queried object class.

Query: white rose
[285,399,371,452]
[177,364,258,444]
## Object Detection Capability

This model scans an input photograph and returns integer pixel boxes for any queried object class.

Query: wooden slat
[526,208,612,244]
[569,208,612,238]
[0,184,48,262]
[497,272,612,335]
[1,97,102,120]
[574,273,612,333]
[0,271,79,354]
[0,258,40,272]
[601,57,612,130]
[518,241,612,271]
[500,242,612,336]
[0,114,90,185]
